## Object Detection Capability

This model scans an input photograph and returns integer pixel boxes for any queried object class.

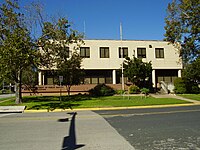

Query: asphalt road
[0,111,134,150]
[95,105,200,150]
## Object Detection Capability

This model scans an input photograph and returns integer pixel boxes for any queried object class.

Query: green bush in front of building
[140,88,150,96]
[128,85,140,94]
[174,77,200,94]
[89,84,115,97]
[0,89,13,94]
[174,78,187,94]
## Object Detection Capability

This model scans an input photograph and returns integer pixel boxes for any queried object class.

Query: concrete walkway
[0,93,15,99]
[0,111,135,150]
[150,94,200,103]
[0,106,26,113]
[75,110,135,150]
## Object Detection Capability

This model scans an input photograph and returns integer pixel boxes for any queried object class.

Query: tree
[0,0,37,104]
[58,52,85,95]
[123,57,152,88]
[38,17,84,95]
[183,57,200,83]
[22,66,38,95]
[164,0,200,64]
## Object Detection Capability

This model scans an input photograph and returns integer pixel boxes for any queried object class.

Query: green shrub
[174,78,200,94]
[174,78,187,94]
[129,85,140,94]
[89,84,115,97]
[0,89,13,94]
[186,81,200,94]
[115,90,126,95]
[140,88,150,96]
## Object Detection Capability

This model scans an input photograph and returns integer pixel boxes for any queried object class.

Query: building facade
[38,39,182,89]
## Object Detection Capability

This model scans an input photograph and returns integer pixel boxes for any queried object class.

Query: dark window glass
[137,48,146,58]
[119,47,128,58]
[155,48,164,58]
[100,47,109,58]
[80,47,90,58]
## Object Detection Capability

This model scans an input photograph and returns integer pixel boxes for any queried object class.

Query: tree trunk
[15,71,22,104]
[66,85,71,96]
[15,82,22,104]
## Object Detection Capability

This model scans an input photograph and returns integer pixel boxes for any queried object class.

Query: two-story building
[38,39,182,90]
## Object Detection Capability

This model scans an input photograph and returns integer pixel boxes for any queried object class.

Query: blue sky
[17,0,172,40]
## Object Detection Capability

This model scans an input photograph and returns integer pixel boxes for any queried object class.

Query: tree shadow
[59,112,85,150]
[27,102,80,111]
[23,94,92,103]
[23,96,59,103]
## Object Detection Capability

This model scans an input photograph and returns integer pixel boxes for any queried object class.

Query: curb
[0,106,26,113]
[24,102,200,113]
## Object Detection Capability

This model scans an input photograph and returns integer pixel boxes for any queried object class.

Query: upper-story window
[59,47,69,58]
[137,48,146,58]
[80,47,90,58]
[100,47,109,58]
[119,47,128,58]
[65,47,70,58]
[155,48,164,58]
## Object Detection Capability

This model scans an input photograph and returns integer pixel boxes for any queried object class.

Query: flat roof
[84,39,167,42]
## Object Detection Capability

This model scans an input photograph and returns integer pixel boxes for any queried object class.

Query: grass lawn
[0,97,15,102]
[179,94,200,101]
[0,95,190,110]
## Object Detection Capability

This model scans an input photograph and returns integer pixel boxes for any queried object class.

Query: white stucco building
[38,39,182,89]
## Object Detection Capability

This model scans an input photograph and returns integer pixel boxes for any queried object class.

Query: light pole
[59,76,63,103]
[120,23,125,91]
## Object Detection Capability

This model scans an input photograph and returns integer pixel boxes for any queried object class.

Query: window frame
[155,48,164,58]
[80,47,90,58]
[137,48,146,58]
[100,47,110,58]
[65,47,70,58]
[119,47,128,58]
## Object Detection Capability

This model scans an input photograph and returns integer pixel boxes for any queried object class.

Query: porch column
[42,74,45,85]
[178,70,182,77]
[152,69,156,88]
[38,71,42,85]
[112,69,116,84]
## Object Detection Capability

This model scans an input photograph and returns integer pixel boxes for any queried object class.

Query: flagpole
[120,22,125,91]
[84,20,86,39]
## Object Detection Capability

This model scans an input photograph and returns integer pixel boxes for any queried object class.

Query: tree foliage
[123,57,152,88]
[38,17,84,95]
[0,0,37,104]
[58,52,85,95]
[164,0,200,64]
[183,57,200,83]
[174,77,200,94]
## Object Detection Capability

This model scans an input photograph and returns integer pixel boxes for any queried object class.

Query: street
[0,110,134,150]
[95,105,200,150]
[0,106,200,150]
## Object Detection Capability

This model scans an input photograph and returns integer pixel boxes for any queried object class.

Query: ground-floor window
[83,70,112,84]
[41,69,130,85]
[156,69,178,87]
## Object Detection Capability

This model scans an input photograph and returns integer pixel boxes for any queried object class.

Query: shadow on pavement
[59,112,85,150]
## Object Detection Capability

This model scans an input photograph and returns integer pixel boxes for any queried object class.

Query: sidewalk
[0,93,15,99]
[0,111,135,150]
[66,110,135,150]
[150,94,200,103]
[0,106,26,113]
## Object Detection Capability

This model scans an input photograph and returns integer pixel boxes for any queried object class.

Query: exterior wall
[39,39,183,86]
[70,40,182,70]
